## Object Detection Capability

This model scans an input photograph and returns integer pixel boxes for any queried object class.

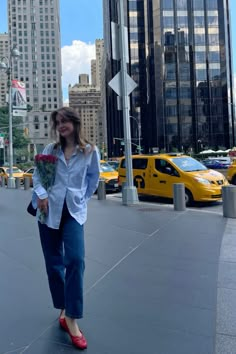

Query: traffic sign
[108,71,137,96]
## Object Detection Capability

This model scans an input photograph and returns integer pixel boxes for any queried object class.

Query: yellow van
[118,154,228,205]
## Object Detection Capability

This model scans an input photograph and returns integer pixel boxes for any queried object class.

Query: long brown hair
[50,107,93,151]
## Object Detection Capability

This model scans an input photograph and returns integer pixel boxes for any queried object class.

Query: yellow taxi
[100,160,119,192]
[0,166,24,184]
[118,154,228,205]
[226,160,236,184]
[23,167,35,187]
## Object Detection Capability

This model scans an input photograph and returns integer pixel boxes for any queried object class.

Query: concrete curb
[216,218,236,353]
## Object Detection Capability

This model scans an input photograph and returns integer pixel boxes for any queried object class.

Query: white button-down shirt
[32,143,100,229]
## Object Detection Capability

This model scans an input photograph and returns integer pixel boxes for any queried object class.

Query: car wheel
[232,175,236,185]
[185,189,193,206]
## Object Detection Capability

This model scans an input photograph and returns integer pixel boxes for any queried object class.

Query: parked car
[23,167,35,186]
[202,157,231,169]
[107,160,119,171]
[0,166,24,184]
[118,153,228,205]
[100,160,119,192]
[22,162,120,192]
[226,161,236,184]
[202,159,226,169]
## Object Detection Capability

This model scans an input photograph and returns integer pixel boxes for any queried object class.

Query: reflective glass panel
[165,64,176,80]
[179,64,190,80]
[209,68,220,79]
[177,16,188,28]
[208,51,220,62]
[195,51,206,63]
[163,16,174,28]
[207,16,218,27]
[176,0,187,10]
[179,87,191,98]
[206,0,218,10]
[194,33,205,45]
[193,0,204,10]
[196,69,207,81]
[166,87,177,98]
[194,16,205,27]
[208,34,219,45]
[163,0,173,10]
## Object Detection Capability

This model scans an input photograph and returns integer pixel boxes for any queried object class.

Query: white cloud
[61,40,95,102]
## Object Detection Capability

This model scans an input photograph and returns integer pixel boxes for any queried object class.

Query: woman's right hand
[37,198,48,215]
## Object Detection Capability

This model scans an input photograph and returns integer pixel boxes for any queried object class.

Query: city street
[1,187,236,353]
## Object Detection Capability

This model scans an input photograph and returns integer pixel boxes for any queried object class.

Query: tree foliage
[0,106,30,149]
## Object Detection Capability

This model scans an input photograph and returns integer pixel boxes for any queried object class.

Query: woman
[32,107,100,349]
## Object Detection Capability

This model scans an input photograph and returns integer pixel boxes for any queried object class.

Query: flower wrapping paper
[35,153,58,223]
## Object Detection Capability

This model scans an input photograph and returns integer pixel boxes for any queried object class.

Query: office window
[196,69,207,81]
[176,0,187,10]
[163,16,174,28]
[195,51,206,63]
[194,33,205,45]
[207,0,218,10]
[193,0,204,10]
[208,51,220,62]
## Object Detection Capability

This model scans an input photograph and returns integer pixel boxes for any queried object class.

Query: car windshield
[170,157,207,172]
[6,167,22,173]
[100,162,115,172]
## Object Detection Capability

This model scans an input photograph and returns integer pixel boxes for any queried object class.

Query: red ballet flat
[67,329,87,350]
[59,317,68,331]
[60,317,87,349]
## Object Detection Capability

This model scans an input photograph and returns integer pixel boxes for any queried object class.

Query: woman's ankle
[60,309,65,318]
[65,316,81,336]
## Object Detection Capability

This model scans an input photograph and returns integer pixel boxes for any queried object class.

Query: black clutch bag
[27,201,37,216]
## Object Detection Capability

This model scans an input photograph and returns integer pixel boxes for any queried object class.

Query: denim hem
[65,311,83,319]
[54,305,65,310]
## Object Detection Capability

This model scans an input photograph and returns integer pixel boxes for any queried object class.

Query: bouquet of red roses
[35,153,58,223]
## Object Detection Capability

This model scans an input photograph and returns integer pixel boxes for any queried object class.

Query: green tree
[0,106,30,149]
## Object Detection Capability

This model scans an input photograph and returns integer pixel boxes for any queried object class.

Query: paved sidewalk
[0,188,235,354]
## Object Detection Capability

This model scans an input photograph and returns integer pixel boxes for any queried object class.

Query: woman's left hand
[37,197,48,214]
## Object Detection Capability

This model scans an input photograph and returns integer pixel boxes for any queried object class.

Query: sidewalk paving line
[85,211,184,296]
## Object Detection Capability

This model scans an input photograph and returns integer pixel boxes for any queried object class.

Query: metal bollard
[24,176,30,190]
[97,180,106,200]
[173,183,186,211]
[222,185,236,218]
[15,177,21,189]
[1,176,6,187]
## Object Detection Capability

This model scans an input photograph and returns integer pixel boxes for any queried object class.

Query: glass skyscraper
[104,0,235,155]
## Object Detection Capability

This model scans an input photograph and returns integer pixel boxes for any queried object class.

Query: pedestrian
[32,107,100,349]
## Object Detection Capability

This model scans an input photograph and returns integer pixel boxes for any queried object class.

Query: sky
[0,0,103,102]
[0,0,235,103]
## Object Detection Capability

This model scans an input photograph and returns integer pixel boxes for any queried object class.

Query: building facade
[104,0,235,156]
[7,0,62,152]
[69,74,101,147]
[0,33,9,108]
[69,39,105,155]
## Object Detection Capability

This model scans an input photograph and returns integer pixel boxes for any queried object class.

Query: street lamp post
[130,115,141,154]
[0,45,21,188]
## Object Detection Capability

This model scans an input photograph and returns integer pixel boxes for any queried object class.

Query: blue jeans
[38,202,85,318]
